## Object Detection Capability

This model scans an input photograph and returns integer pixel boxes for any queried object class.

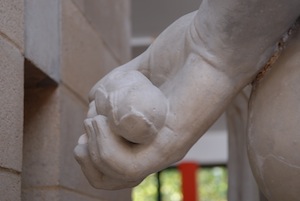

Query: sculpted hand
[74,13,204,189]
[91,70,168,144]
[74,68,177,189]
[74,0,300,190]
[74,72,179,189]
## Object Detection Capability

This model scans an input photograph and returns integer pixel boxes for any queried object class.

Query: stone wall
[0,0,132,200]
[0,0,24,201]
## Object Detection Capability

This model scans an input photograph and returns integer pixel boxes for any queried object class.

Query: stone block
[23,84,132,200]
[0,36,24,172]
[22,188,109,201]
[25,0,60,81]
[58,86,88,189]
[61,0,119,100]
[0,170,21,201]
[22,86,61,187]
[0,0,24,51]
[22,189,59,201]
[72,0,131,63]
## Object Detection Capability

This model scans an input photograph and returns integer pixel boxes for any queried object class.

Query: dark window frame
[156,163,227,201]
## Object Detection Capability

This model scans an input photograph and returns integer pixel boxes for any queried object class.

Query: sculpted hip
[247,31,300,201]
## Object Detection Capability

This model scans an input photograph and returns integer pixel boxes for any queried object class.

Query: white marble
[248,29,300,201]
[74,0,300,195]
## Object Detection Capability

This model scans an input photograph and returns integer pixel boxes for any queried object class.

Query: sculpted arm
[74,0,300,189]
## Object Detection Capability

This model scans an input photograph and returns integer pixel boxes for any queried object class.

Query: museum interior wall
[0,0,133,200]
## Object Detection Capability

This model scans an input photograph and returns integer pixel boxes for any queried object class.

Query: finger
[85,117,124,178]
[74,144,140,189]
[78,134,88,145]
[87,101,97,118]
[92,115,147,181]
[94,87,109,116]
[84,118,106,171]
[88,80,104,101]
[74,143,105,188]
[89,116,177,182]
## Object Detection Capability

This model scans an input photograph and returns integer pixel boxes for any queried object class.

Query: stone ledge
[0,170,21,201]
[25,0,60,82]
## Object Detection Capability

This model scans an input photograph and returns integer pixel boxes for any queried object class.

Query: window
[132,165,228,201]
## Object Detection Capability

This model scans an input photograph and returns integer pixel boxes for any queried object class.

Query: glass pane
[133,166,228,201]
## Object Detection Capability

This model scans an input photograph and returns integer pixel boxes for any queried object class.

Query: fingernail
[78,134,88,144]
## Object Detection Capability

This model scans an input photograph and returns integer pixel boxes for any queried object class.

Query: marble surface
[248,30,300,201]
[74,0,300,195]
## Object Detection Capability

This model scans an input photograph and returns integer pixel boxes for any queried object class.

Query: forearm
[76,0,300,190]
[159,54,237,153]
[157,0,300,153]
[194,0,300,76]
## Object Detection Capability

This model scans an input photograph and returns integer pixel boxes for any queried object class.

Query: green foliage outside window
[160,169,182,201]
[132,173,158,201]
[132,166,227,201]
[198,167,228,201]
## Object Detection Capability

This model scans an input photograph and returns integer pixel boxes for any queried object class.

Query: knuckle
[99,150,111,162]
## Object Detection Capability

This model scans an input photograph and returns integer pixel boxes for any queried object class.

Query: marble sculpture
[74,1,300,200]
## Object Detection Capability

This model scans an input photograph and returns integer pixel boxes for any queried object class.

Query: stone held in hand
[95,70,169,144]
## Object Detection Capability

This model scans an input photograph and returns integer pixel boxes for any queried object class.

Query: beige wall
[0,0,132,200]
[0,0,24,201]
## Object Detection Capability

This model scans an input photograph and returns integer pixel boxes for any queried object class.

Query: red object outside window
[178,162,199,201]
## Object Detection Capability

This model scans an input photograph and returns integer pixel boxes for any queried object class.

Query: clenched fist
[92,70,168,144]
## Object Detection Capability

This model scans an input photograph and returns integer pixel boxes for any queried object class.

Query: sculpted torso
[74,1,300,200]
[248,30,300,201]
